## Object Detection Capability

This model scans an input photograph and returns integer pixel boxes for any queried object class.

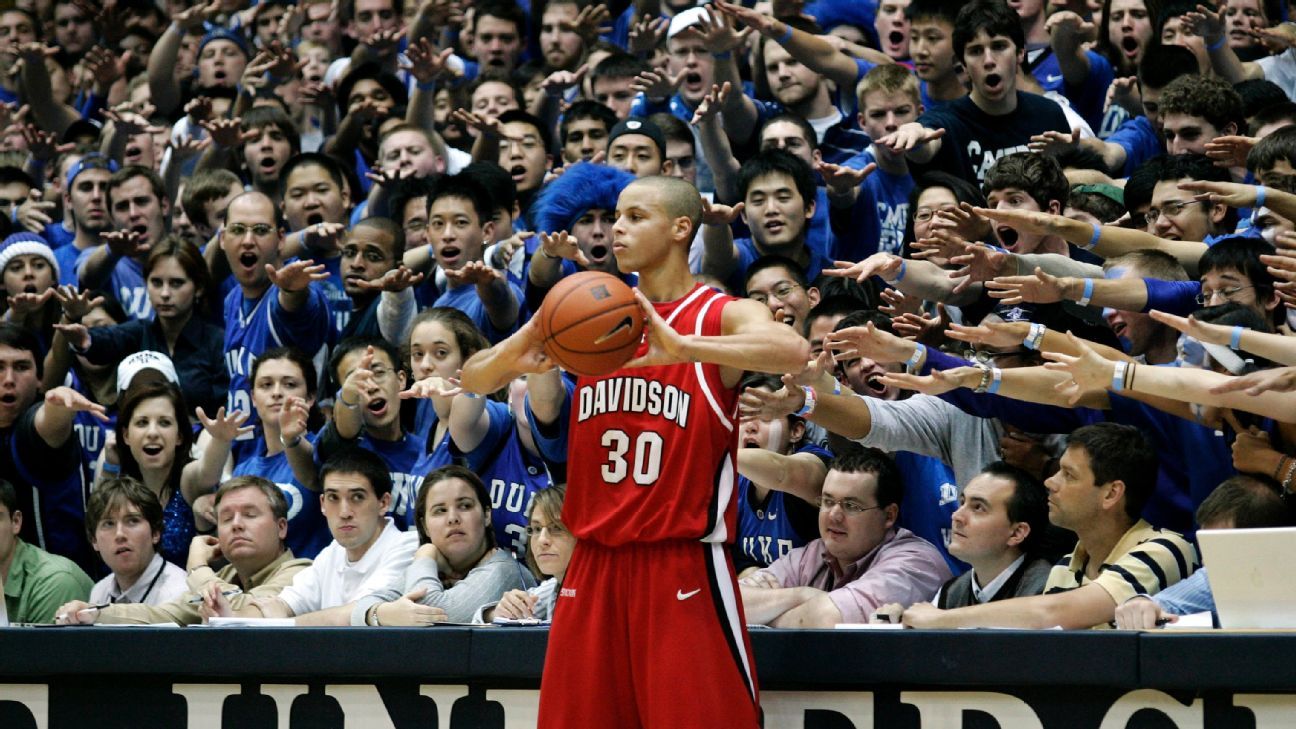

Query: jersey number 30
[601,430,663,485]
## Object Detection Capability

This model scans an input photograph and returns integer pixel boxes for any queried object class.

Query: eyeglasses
[404,220,428,233]
[913,206,956,223]
[226,223,276,238]
[525,523,568,538]
[748,281,802,305]
[1143,200,1206,226]
[817,495,883,515]
[344,365,397,383]
[1196,285,1259,305]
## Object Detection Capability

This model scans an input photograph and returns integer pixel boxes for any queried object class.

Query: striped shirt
[1045,520,1198,628]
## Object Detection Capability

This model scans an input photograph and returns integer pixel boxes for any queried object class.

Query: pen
[187,589,243,604]
[54,603,110,624]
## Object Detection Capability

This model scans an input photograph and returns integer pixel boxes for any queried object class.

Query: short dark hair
[1049,145,1111,175]
[414,464,496,547]
[427,171,496,227]
[215,475,290,521]
[953,0,1024,60]
[1155,0,1200,34]
[0,322,41,378]
[279,152,350,201]
[1158,75,1246,135]
[1068,188,1126,224]
[591,51,649,81]
[983,152,1070,211]
[85,476,164,542]
[115,381,194,488]
[1249,103,1296,137]
[107,166,165,210]
[468,68,525,108]
[387,176,437,225]
[1247,125,1296,174]
[1065,423,1158,521]
[758,113,818,152]
[1138,44,1197,91]
[744,254,810,294]
[737,148,817,210]
[321,448,394,498]
[829,447,904,510]
[0,166,33,189]
[498,109,554,154]
[1235,79,1289,120]
[649,112,693,146]
[1123,154,1166,214]
[907,0,961,25]
[241,105,302,156]
[475,0,526,32]
[329,335,404,386]
[1198,235,1276,294]
[905,171,988,251]
[461,161,517,216]
[0,478,17,515]
[979,461,1049,556]
[353,215,406,259]
[335,61,408,115]
[181,168,242,229]
[1196,475,1291,528]
[560,100,616,147]
[807,294,866,325]
[1153,154,1233,229]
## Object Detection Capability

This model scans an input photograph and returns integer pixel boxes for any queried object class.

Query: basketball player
[460,176,809,728]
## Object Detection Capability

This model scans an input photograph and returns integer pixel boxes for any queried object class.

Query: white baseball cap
[116,351,180,394]
[667,6,710,39]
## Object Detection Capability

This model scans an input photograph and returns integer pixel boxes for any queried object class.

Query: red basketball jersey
[564,284,741,547]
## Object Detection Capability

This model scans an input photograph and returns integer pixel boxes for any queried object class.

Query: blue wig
[528,163,636,235]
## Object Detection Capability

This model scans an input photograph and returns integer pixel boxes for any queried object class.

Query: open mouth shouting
[982,73,1005,95]
[1120,36,1140,58]
[366,397,389,419]
[141,443,166,458]
[438,244,462,268]
[996,226,1020,251]
[508,164,528,184]
[863,373,889,397]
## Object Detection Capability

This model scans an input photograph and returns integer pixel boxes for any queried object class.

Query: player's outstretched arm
[459,317,554,395]
[710,298,811,382]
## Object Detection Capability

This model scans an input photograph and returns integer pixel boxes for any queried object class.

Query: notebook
[1197,528,1296,629]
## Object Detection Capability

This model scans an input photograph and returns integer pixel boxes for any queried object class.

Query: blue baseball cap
[65,152,119,190]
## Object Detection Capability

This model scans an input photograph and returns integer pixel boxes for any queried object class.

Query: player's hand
[1114,595,1173,629]
[622,288,692,369]
[493,589,539,620]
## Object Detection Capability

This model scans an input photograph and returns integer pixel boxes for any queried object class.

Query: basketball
[539,271,644,377]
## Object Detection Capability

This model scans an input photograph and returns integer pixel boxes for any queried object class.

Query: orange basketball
[539,271,644,377]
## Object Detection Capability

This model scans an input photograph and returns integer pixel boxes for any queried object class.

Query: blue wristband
[712,50,732,60]
[1084,222,1101,251]
[777,25,793,44]
[416,79,437,91]
[1230,325,1244,350]
[1078,277,1095,307]
[888,259,907,284]
[987,367,1003,394]
[1255,185,1267,210]
[1111,362,1128,391]
[101,462,121,475]
[461,390,481,399]
[1207,35,1226,51]
[905,343,927,370]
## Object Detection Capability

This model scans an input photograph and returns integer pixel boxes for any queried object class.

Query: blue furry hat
[529,163,636,234]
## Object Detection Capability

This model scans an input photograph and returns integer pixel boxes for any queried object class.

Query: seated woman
[352,465,535,625]
[476,485,574,623]
[85,476,188,606]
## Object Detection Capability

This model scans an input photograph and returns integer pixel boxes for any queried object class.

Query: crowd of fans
[0,0,1293,634]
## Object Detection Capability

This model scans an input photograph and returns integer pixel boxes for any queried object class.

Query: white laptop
[1197,528,1296,629]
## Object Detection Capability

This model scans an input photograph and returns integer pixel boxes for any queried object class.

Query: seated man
[1115,475,1291,629]
[739,449,951,628]
[900,423,1198,629]
[56,476,311,625]
[84,477,188,607]
[1,479,92,624]
[203,450,421,625]
[935,462,1053,609]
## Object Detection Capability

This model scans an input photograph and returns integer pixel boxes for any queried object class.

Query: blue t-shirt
[894,450,967,576]
[52,241,83,287]
[474,409,552,557]
[433,279,525,344]
[1028,48,1114,131]
[1106,116,1163,178]
[313,255,353,341]
[840,148,916,257]
[222,283,331,460]
[735,443,829,569]
[915,92,1070,184]
[76,249,151,321]
[231,434,331,559]
[729,238,832,293]
[918,80,956,112]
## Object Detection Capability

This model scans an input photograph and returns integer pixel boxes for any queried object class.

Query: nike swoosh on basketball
[677,589,701,600]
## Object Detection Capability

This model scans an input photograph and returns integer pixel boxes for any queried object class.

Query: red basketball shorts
[537,539,761,729]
